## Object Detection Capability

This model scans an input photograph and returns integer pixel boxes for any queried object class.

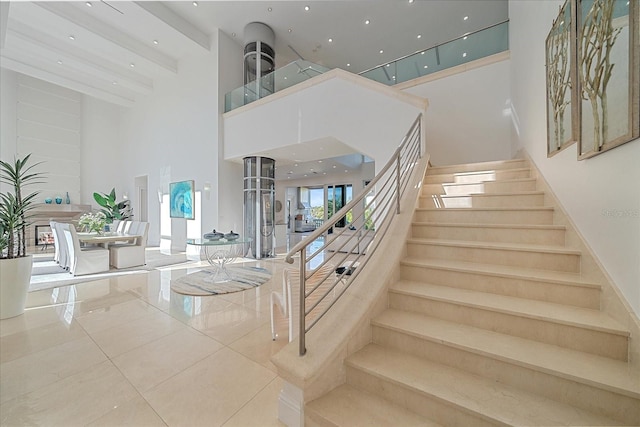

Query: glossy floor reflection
[0,255,294,427]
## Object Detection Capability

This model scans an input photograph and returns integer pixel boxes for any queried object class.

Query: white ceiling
[0,0,508,179]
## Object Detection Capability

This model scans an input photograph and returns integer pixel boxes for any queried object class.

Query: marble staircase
[305,159,640,426]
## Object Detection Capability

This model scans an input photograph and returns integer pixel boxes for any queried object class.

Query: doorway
[134,175,148,222]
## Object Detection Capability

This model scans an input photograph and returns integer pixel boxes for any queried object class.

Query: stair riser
[424,169,531,184]
[422,180,537,196]
[419,193,545,209]
[399,264,600,309]
[388,292,628,360]
[428,160,529,175]
[304,412,339,427]
[406,243,580,273]
[372,326,639,425]
[411,224,566,246]
[346,367,499,427]
[413,209,554,225]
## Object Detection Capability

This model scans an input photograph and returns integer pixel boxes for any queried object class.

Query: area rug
[171,266,271,296]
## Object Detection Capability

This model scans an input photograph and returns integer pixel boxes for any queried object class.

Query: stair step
[406,239,581,273]
[400,257,600,309]
[422,178,538,196]
[413,206,554,225]
[305,384,443,427]
[427,158,529,175]
[372,310,640,425]
[389,281,629,360]
[346,344,621,427]
[411,222,566,246]
[423,167,531,184]
[419,191,545,208]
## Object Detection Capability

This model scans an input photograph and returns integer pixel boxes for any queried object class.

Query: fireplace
[35,225,54,248]
[26,203,91,253]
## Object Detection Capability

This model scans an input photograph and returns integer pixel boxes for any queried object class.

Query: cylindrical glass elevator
[243,157,275,259]
[243,22,275,101]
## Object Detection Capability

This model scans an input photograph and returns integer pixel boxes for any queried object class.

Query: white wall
[509,0,640,315]
[403,58,512,166]
[224,73,425,173]
[0,68,18,177]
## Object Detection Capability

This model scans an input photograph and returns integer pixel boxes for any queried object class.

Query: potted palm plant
[0,154,45,319]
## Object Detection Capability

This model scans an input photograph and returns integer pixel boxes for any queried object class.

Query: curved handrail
[285,113,423,355]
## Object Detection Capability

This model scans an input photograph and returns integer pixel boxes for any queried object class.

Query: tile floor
[0,253,297,427]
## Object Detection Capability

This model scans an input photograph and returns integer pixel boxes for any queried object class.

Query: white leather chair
[55,222,71,270]
[66,224,109,276]
[50,221,60,264]
[270,262,335,342]
[109,221,148,269]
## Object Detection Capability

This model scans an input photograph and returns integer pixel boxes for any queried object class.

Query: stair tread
[373,309,640,398]
[390,280,628,336]
[400,257,599,288]
[348,344,620,426]
[307,384,443,427]
[421,190,545,198]
[427,159,528,172]
[406,238,579,254]
[412,222,566,231]
[426,166,531,178]
[415,206,553,211]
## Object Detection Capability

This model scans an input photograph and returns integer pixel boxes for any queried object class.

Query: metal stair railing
[284,114,423,356]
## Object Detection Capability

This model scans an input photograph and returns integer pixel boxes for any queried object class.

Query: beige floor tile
[75,298,163,334]
[86,395,168,427]
[143,347,276,427]
[0,360,139,426]
[189,303,270,345]
[89,309,189,358]
[112,327,224,392]
[0,316,87,363]
[0,301,72,338]
[222,377,286,427]
[0,336,107,404]
[229,322,288,372]
[165,292,237,325]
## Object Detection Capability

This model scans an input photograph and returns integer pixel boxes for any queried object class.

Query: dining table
[76,231,142,249]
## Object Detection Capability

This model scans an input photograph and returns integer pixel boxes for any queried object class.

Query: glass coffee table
[186,238,251,282]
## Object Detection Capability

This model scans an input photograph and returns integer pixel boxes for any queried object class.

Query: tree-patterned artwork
[546,0,576,156]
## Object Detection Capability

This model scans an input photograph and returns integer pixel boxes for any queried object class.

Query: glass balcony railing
[359,20,509,86]
[224,21,509,112]
[224,60,331,112]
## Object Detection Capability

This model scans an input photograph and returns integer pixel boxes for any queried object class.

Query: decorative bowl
[224,231,239,241]
[204,229,224,241]
[44,198,53,204]
[55,196,63,204]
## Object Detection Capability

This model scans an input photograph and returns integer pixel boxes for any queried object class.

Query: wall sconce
[122,192,129,200]
[203,182,211,200]
[157,189,163,203]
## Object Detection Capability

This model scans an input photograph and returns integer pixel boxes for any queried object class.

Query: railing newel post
[299,250,307,356]
[396,154,401,215]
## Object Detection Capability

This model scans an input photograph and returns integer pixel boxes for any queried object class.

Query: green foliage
[0,154,46,259]
[93,188,132,223]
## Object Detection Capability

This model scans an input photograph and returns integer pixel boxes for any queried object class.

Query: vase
[65,192,70,204]
[44,197,52,204]
[55,196,62,204]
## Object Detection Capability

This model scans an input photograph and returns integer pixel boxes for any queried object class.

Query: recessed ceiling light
[423,65,428,69]
[85,2,92,7]
[287,176,291,179]
[344,170,348,173]
[310,168,314,171]
[333,165,337,168]
[288,29,292,33]
[318,160,323,163]
[192,1,198,6]
[365,19,370,25]
[284,76,287,80]
[130,63,135,68]
[346,63,351,67]
[379,50,384,54]
[232,32,236,37]
[68,35,75,40]
[323,172,327,175]
[463,36,468,40]
[409,0,414,3]
[304,174,308,177]
[463,16,469,21]
[328,38,333,43]
[304,5,310,11]
[288,171,293,174]
[112,81,117,85]
[417,34,422,39]
[386,64,390,67]
[421,52,425,55]
[462,52,467,57]
[267,7,272,12]
[153,40,159,45]
[57,60,63,65]
[392,76,396,79]
[294,163,298,167]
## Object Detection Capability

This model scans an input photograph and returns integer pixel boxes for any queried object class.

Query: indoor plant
[93,188,132,224]
[0,154,45,319]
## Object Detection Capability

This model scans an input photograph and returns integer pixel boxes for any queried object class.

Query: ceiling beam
[7,22,153,95]
[34,1,177,73]
[133,1,210,51]
[1,55,136,107]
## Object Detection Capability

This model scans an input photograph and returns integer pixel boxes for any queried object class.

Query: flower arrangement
[78,212,107,234]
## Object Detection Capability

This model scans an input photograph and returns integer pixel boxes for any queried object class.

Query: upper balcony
[224,20,509,113]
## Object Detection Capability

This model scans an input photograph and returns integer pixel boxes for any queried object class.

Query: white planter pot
[0,255,33,320]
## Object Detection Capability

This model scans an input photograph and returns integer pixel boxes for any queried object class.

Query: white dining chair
[55,222,71,270]
[66,224,109,276]
[109,222,149,269]
[49,221,60,264]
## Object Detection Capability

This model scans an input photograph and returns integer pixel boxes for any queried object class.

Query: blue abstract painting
[169,180,195,219]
